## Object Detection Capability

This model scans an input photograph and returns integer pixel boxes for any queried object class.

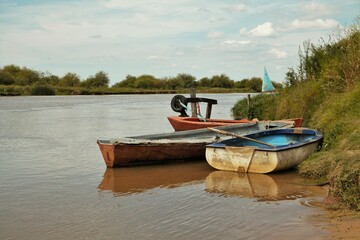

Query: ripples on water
[0,94,329,240]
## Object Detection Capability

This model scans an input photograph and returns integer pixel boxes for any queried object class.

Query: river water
[0,94,330,239]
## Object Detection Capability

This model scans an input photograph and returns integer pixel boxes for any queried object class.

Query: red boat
[167,94,302,131]
[167,116,251,131]
[167,116,302,131]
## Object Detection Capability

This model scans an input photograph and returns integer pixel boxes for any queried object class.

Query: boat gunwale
[206,128,323,152]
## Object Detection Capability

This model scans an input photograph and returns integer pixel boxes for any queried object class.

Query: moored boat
[97,121,294,168]
[167,94,302,131]
[167,116,303,131]
[205,128,323,173]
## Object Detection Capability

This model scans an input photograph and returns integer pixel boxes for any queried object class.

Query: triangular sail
[262,67,275,92]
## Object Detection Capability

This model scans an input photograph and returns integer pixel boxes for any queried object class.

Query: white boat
[205,128,323,173]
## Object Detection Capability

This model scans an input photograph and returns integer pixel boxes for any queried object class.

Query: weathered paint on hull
[167,116,302,131]
[205,141,320,173]
[98,141,206,167]
[167,116,250,131]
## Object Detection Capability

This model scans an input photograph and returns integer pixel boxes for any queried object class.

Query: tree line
[0,64,282,92]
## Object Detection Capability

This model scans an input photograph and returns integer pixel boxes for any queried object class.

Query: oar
[207,127,276,148]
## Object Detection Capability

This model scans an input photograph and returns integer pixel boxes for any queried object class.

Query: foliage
[81,71,109,88]
[136,75,163,89]
[0,71,15,85]
[112,75,136,88]
[232,94,276,120]
[210,74,234,88]
[59,73,80,87]
[235,77,262,92]
[31,85,55,95]
[0,64,279,94]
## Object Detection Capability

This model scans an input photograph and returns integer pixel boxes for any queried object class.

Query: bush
[232,94,276,120]
[31,85,55,95]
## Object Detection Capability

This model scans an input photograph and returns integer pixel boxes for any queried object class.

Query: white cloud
[147,55,169,60]
[291,18,339,30]
[0,0,357,85]
[243,22,275,37]
[239,28,247,34]
[207,31,224,38]
[268,48,288,59]
[222,4,247,12]
[222,40,251,46]
[302,1,333,17]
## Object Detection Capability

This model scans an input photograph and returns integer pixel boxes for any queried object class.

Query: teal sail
[262,67,275,92]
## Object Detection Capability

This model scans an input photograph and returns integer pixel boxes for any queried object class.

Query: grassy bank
[232,22,360,210]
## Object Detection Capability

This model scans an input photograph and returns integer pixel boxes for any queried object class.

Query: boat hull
[167,116,302,131]
[205,128,322,173]
[98,141,206,167]
[167,116,250,131]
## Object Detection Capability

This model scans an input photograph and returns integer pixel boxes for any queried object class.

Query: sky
[0,0,359,85]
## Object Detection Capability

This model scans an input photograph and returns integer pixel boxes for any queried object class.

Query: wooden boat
[97,121,294,168]
[205,128,323,173]
[167,115,302,131]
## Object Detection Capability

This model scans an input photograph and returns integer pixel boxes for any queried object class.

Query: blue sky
[0,0,359,85]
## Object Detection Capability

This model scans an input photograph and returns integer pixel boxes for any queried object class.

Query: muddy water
[0,94,331,239]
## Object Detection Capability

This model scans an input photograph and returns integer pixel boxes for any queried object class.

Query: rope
[179,100,206,122]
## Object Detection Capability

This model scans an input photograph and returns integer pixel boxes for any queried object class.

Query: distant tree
[198,77,211,87]
[59,73,81,87]
[234,78,249,89]
[16,68,41,85]
[134,75,160,89]
[175,73,197,88]
[37,71,60,86]
[1,64,21,76]
[165,77,182,90]
[272,81,283,90]
[1,65,41,86]
[0,71,15,85]
[210,74,234,88]
[112,75,136,88]
[247,77,262,92]
[82,71,109,88]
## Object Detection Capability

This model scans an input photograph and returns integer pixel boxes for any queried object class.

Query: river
[0,94,331,239]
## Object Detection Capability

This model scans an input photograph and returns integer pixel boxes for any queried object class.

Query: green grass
[232,82,360,210]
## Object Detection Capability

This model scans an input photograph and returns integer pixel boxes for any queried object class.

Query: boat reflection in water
[98,161,213,196]
[205,170,328,201]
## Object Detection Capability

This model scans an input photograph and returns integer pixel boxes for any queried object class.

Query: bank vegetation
[0,66,282,96]
[232,19,360,211]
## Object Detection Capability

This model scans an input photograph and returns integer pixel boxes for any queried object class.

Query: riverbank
[311,203,360,239]
[0,84,255,96]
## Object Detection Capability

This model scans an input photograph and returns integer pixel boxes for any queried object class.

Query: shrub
[31,85,55,95]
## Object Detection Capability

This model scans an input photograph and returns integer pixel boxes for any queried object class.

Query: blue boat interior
[209,128,322,150]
